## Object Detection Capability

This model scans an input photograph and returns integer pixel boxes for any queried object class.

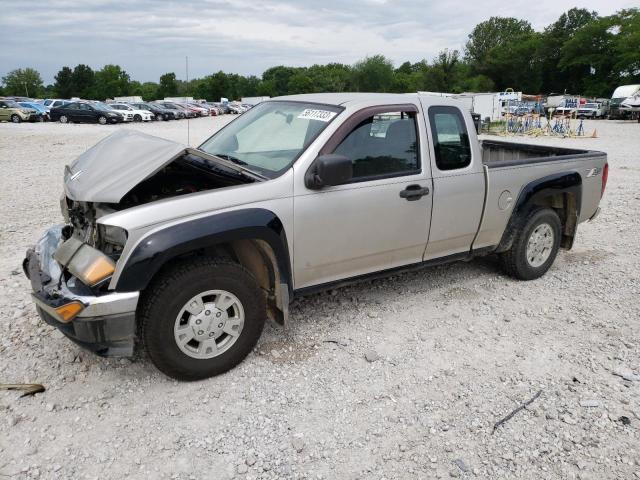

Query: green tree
[483,32,544,92]
[2,68,44,97]
[465,17,533,71]
[71,64,95,98]
[262,66,297,96]
[93,64,130,100]
[612,8,640,84]
[287,71,314,94]
[559,16,617,97]
[351,55,394,92]
[158,72,178,99]
[539,8,598,93]
[307,63,352,92]
[54,66,74,98]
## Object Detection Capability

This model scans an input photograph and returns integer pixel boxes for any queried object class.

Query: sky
[0,0,636,84]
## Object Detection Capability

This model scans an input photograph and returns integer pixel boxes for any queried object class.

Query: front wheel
[499,208,561,280]
[11,114,21,123]
[140,258,266,381]
[97,115,108,125]
[59,115,68,123]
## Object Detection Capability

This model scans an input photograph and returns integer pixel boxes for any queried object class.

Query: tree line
[2,8,638,101]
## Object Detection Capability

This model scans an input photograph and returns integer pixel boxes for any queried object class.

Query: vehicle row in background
[0,95,256,124]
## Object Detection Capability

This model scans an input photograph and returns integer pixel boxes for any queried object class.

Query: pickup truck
[576,102,606,119]
[23,93,608,380]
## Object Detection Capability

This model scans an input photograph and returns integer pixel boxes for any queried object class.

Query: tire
[140,258,266,381]
[163,113,170,121]
[133,114,142,122]
[59,115,68,124]
[499,208,562,280]
[11,114,21,123]
[96,115,107,125]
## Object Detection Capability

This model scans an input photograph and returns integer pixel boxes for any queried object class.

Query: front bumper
[24,226,139,357]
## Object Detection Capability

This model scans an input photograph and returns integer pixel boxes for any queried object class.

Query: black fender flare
[496,172,582,253]
[114,208,292,293]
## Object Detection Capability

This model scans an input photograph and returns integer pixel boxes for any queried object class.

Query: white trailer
[419,91,517,121]
[114,96,143,103]
[164,97,194,103]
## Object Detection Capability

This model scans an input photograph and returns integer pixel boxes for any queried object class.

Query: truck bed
[481,139,604,168]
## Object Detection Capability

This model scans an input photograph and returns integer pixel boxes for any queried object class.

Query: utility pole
[186,56,190,145]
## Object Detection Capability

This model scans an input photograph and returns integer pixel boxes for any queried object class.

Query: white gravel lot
[0,117,639,480]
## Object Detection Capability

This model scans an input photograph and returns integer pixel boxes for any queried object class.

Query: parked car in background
[554,106,576,116]
[130,102,177,121]
[576,103,606,119]
[174,103,202,117]
[18,102,48,121]
[185,102,210,116]
[0,98,38,123]
[4,96,33,103]
[50,101,124,124]
[153,102,187,119]
[227,102,245,114]
[609,84,640,120]
[172,103,198,118]
[208,102,228,115]
[109,103,153,122]
[42,99,69,110]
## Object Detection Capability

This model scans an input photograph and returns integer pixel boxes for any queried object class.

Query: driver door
[293,104,432,289]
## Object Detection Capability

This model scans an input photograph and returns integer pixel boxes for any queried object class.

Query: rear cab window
[428,106,471,171]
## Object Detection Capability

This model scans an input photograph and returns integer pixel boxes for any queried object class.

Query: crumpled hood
[64,130,187,203]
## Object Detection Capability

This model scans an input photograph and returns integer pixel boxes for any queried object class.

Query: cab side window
[428,106,471,171]
[333,111,419,181]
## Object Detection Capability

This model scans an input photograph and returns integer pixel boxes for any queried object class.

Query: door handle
[399,184,430,201]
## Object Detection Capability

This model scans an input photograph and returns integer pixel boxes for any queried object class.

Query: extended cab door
[293,103,432,289]
[421,104,486,259]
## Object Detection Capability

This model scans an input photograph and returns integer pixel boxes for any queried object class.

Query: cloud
[0,0,636,83]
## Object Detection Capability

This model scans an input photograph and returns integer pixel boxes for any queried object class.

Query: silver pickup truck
[23,93,608,380]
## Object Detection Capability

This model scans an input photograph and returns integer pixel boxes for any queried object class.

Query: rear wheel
[11,114,21,123]
[140,258,266,381]
[499,208,561,280]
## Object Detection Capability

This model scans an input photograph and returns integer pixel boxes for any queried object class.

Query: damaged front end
[24,225,139,356]
[25,130,259,357]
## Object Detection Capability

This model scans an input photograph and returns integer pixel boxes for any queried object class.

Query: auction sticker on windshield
[297,109,337,122]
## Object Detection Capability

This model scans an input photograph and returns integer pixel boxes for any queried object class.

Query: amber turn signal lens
[55,301,84,322]
[80,256,116,286]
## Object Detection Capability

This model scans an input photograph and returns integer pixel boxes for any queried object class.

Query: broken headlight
[99,224,128,249]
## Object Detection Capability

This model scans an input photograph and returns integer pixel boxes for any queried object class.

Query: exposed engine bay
[62,153,255,256]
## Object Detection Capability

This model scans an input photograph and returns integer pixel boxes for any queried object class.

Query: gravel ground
[0,117,639,480]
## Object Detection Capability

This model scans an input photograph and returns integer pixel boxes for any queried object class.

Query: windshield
[93,102,114,111]
[199,101,343,178]
[584,103,598,108]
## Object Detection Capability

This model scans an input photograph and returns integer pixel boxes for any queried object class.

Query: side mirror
[305,154,353,189]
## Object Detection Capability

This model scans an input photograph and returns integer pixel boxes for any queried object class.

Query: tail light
[601,163,609,198]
